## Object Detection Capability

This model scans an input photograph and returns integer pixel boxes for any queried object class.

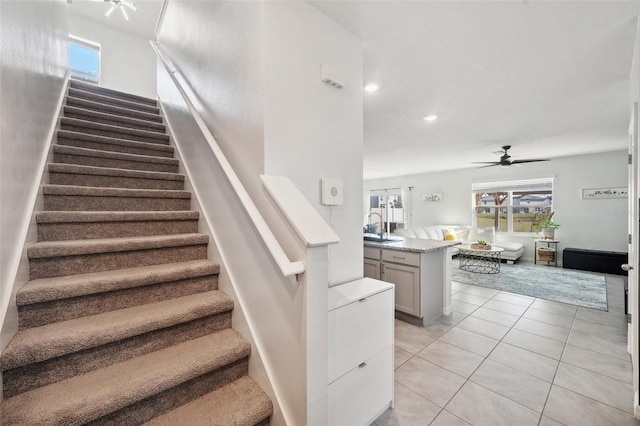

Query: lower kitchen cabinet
[381,261,419,316]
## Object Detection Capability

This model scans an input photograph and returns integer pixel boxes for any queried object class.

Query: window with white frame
[366,188,405,234]
[472,178,553,233]
[68,35,100,84]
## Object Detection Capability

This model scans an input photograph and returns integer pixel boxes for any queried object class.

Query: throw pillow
[443,228,459,241]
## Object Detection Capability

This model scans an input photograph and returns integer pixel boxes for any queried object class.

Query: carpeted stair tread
[61,117,169,144]
[53,145,178,167]
[28,233,207,259]
[144,376,272,426]
[66,96,163,123]
[69,80,158,106]
[43,184,190,199]
[36,210,199,225]
[48,163,184,182]
[64,105,166,132]
[0,329,250,425]
[57,130,174,157]
[68,87,160,114]
[17,259,218,305]
[0,291,234,370]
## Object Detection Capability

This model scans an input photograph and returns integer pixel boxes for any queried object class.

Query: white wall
[365,151,629,261]
[0,1,68,352]
[156,1,362,425]
[263,1,363,286]
[68,12,156,98]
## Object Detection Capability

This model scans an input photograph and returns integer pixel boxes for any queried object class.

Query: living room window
[68,35,100,84]
[472,178,553,233]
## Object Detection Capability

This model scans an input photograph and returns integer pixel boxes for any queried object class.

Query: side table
[535,239,559,266]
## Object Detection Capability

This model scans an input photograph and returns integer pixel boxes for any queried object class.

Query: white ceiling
[310,1,640,179]
[67,1,639,180]
[67,0,163,40]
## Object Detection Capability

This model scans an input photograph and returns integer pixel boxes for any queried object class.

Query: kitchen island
[364,237,460,324]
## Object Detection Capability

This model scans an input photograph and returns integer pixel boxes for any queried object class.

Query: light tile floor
[374,270,639,426]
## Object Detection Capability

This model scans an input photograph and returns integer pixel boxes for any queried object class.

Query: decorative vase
[541,227,555,240]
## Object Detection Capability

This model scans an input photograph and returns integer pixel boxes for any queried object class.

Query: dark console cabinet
[563,248,628,276]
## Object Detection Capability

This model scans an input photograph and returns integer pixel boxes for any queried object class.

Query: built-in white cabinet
[328,278,394,426]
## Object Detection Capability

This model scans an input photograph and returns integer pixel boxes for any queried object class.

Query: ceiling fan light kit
[104,0,137,21]
[472,145,550,168]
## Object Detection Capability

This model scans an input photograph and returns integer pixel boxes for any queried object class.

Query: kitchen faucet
[367,212,384,239]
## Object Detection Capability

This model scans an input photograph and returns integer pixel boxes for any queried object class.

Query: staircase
[0,80,273,425]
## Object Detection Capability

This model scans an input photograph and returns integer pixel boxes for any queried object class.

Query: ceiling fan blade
[476,163,501,168]
[510,159,550,164]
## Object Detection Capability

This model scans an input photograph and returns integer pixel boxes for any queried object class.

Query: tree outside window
[472,179,553,233]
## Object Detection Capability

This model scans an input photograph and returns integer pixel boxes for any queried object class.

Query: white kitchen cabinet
[328,278,394,426]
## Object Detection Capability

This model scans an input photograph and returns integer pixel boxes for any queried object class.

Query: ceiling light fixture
[104,0,137,21]
[364,83,379,92]
[423,114,438,122]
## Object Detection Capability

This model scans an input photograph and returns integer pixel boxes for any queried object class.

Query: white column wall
[0,1,68,351]
[365,150,629,261]
[68,12,156,98]
[156,1,362,424]
[263,2,363,287]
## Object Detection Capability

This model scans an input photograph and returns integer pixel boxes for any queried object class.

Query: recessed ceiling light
[364,84,379,92]
[423,114,438,122]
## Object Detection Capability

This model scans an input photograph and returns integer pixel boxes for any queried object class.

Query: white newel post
[305,246,329,426]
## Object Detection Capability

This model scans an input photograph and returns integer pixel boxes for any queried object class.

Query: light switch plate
[321,178,343,206]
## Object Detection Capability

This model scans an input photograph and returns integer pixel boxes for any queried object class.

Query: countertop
[363,236,460,253]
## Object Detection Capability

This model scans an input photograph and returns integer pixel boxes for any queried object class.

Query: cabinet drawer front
[382,249,420,267]
[328,289,393,383]
[364,246,381,260]
[329,346,393,426]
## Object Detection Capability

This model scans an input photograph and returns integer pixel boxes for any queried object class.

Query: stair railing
[150,41,305,280]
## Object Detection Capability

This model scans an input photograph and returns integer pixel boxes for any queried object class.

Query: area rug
[452,261,608,311]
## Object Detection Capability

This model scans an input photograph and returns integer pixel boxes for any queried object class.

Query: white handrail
[150,41,305,280]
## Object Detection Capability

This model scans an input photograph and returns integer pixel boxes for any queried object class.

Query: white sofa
[394,225,524,263]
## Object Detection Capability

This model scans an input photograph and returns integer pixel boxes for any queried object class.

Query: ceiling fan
[472,145,550,168]
[103,0,138,21]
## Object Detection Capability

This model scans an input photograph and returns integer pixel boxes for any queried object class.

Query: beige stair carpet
[0,79,272,425]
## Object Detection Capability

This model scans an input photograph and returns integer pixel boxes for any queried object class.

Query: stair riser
[61,123,169,146]
[53,152,179,173]
[64,111,166,134]
[49,172,185,191]
[29,244,208,279]
[38,219,198,241]
[69,89,160,114]
[66,97,163,123]
[18,275,218,328]
[87,358,248,426]
[69,82,158,107]
[57,137,174,158]
[43,194,190,212]
[4,312,232,398]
